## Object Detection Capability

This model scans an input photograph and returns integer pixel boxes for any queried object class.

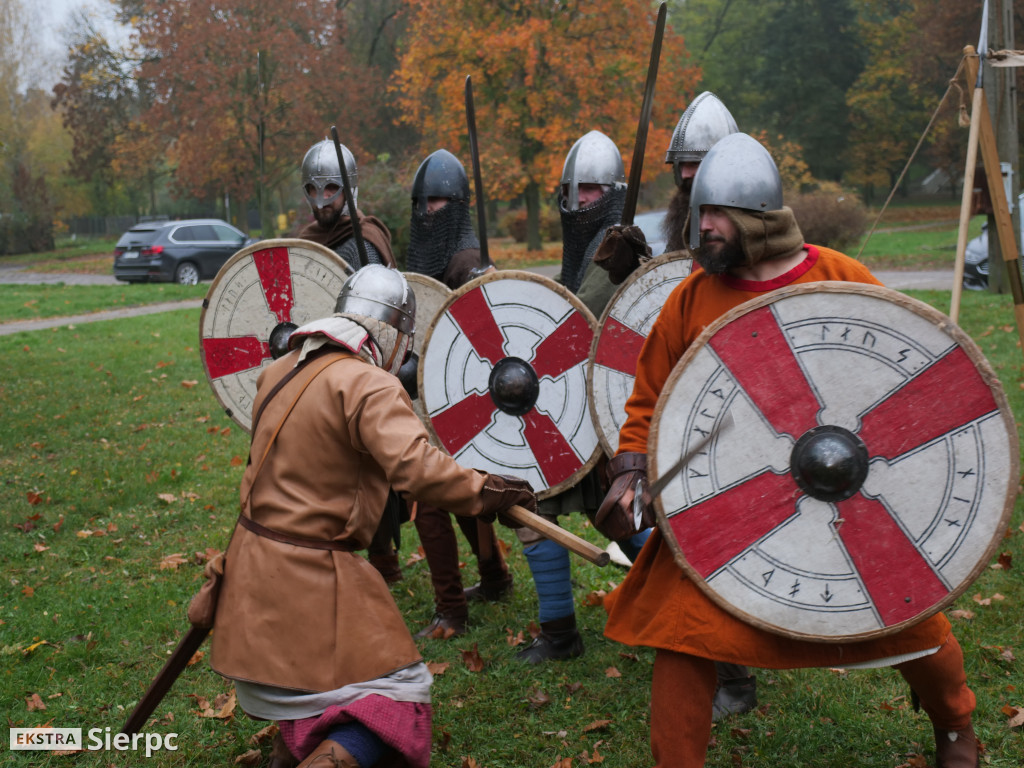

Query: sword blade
[649,410,734,502]
[464,76,492,270]
[330,125,369,269]
[622,2,667,226]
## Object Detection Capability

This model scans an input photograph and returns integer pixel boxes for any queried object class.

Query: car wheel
[175,262,200,285]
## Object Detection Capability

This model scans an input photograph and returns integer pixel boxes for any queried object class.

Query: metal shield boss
[588,251,693,456]
[199,238,353,432]
[419,270,600,498]
[649,283,1017,642]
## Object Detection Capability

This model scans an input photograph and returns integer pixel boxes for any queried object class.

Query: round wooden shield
[404,272,452,442]
[199,238,353,432]
[419,270,600,499]
[588,251,693,456]
[650,282,1018,642]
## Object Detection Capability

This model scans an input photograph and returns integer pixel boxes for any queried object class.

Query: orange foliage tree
[131,0,384,234]
[391,0,701,248]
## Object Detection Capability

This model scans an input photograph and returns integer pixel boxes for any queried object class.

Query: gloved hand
[478,473,537,528]
[594,452,652,541]
[593,225,652,284]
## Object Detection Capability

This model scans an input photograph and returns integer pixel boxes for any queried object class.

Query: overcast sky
[29,0,130,89]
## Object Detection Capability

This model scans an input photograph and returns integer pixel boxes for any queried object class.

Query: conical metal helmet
[559,130,626,211]
[411,149,470,214]
[665,92,738,187]
[302,139,358,210]
[688,133,783,250]
[334,264,416,336]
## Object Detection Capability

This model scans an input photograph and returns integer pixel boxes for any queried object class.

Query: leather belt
[237,514,358,552]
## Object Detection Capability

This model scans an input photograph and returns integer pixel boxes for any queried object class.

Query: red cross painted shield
[419,270,600,498]
[588,251,692,456]
[650,282,1018,642]
[199,239,353,432]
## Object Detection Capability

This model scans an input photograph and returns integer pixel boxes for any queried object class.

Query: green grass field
[1,257,1022,766]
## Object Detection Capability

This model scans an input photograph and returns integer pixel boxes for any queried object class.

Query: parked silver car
[113,219,257,285]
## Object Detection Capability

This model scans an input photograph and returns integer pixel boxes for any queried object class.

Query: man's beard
[313,204,341,228]
[695,234,746,274]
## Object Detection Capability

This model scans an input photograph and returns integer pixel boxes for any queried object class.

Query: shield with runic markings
[650,282,1017,642]
[419,270,600,499]
[199,239,352,432]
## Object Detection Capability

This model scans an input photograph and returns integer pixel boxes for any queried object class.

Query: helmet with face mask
[334,265,416,374]
[665,92,739,189]
[302,139,358,211]
[559,130,626,212]
[688,133,783,251]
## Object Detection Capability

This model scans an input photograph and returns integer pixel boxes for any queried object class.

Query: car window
[117,229,160,247]
[173,225,220,242]
[212,224,244,242]
[171,226,196,242]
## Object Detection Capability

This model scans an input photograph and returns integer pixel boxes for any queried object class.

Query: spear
[330,125,368,269]
[464,75,492,273]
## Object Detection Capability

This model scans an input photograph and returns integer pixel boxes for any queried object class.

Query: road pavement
[0,263,959,337]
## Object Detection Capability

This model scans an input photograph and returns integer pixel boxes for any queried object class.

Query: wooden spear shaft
[963,45,1024,356]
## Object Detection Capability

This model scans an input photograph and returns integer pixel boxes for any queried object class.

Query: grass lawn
[1,250,1021,766]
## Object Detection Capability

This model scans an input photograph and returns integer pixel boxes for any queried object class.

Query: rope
[855,57,967,261]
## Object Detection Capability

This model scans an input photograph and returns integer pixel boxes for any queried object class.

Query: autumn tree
[392,0,701,249]
[127,0,386,234]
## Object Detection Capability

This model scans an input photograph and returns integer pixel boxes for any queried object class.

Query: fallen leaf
[26,491,43,506]
[995,552,1013,570]
[157,493,177,504]
[605,667,621,678]
[233,749,261,765]
[506,629,525,647]
[22,585,34,597]
[249,724,278,746]
[973,594,992,606]
[426,661,450,675]
[564,681,584,695]
[26,693,46,711]
[230,455,244,467]
[187,651,205,667]
[1003,704,1024,728]
[526,620,541,639]
[551,757,573,768]
[33,543,49,553]
[181,380,198,389]
[618,651,640,662]
[23,640,49,654]
[461,644,485,672]
[581,745,605,764]
[730,727,752,739]
[527,687,551,709]
[582,590,606,607]
[949,609,975,620]
[460,758,480,768]
[583,719,611,733]
[159,553,188,570]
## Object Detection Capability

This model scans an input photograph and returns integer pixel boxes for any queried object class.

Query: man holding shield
[595,133,980,768]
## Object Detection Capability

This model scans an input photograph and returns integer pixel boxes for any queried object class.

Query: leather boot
[933,725,980,768]
[463,575,514,602]
[295,739,359,768]
[711,674,757,721]
[267,732,298,768]
[368,552,403,584]
[514,614,583,664]
[415,608,468,638]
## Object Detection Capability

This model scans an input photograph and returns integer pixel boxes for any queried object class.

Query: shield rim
[419,268,601,499]
[649,280,1019,643]
[199,238,353,433]
[587,249,693,457]
[403,272,452,445]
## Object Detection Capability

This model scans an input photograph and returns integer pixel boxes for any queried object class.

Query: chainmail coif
[559,186,626,293]
[407,199,480,279]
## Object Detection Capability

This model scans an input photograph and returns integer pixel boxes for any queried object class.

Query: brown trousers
[413,503,508,615]
[650,634,975,767]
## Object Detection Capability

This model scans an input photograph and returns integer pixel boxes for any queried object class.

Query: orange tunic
[604,246,953,667]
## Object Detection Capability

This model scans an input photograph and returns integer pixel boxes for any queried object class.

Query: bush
[500,206,561,243]
[788,182,868,251]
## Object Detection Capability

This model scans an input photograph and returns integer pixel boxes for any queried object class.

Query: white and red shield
[404,273,452,442]
[588,251,692,456]
[419,270,600,498]
[650,282,1018,642]
[199,239,352,431]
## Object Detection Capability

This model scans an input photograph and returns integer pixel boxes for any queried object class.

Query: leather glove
[593,225,652,284]
[594,452,652,541]
[478,473,537,528]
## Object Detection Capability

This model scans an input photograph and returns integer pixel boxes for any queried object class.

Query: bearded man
[593,133,980,768]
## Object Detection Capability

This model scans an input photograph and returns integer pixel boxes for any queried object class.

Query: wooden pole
[503,505,610,567]
[951,49,984,323]
[964,47,1024,355]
